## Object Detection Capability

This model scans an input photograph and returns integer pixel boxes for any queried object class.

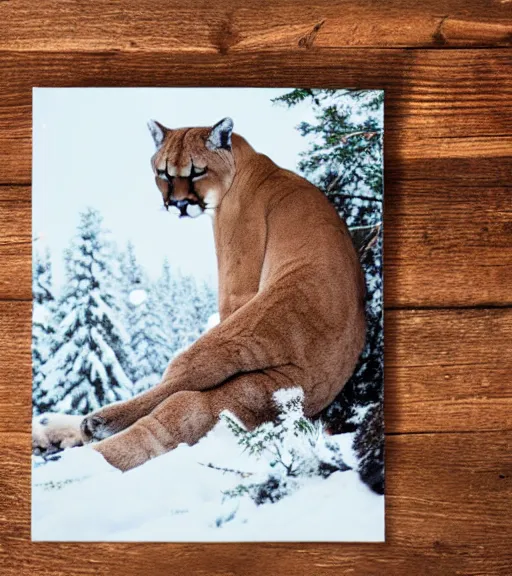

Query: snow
[206,312,220,331]
[128,288,147,306]
[273,386,303,405]
[348,402,377,426]
[33,305,51,325]
[89,327,133,391]
[32,422,384,542]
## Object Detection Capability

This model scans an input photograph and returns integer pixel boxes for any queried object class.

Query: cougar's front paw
[80,402,136,442]
[81,414,110,442]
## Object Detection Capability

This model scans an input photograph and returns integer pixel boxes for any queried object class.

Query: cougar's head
[148,117,236,217]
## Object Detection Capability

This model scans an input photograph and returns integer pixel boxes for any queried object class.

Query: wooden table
[0,1,511,574]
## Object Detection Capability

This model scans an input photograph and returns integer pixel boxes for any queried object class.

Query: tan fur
[72,120,365,471]
[32,413,84,457]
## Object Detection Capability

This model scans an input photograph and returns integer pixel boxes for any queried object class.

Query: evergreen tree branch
[199,462,253,478]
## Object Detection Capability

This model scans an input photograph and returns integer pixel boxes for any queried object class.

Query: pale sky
[32,88,317,290]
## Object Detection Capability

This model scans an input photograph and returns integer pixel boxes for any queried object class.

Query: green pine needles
[218,388,350,506]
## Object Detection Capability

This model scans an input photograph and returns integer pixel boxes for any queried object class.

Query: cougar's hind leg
[82,291,293,442]
[93,368,299,471]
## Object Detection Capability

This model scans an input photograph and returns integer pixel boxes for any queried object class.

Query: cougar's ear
[206,117,234,151]
[148,119,169,149]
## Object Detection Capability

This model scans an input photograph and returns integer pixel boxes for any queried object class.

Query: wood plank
[0,193,31,301]
[2,302,511,434]
[385,180,512,308]
[2,173,511,306]
[0,0,510,52]
[0,431,510,574]
[387,157,512,186]
[385,309,512,433]
[1,50,510,184]
[0,0,510,569]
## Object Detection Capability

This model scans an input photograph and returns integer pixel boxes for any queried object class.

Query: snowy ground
[32,422,384,542]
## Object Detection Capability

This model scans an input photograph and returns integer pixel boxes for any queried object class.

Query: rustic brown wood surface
[0,1,511,574]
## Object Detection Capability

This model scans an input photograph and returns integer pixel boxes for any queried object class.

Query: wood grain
[0,0,510,51]
[1,50,511,184]
[0,431,510,574]
[0,0,511,571]
[2,175,511,307]
[1,301,511,435]
[386,180,512,308]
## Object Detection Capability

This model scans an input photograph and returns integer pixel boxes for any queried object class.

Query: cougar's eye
[190,165,208,180]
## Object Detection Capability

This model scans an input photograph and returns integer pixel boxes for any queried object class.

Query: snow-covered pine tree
[173,274,218,353]
[220,388,350,505]
[112,241,134,334]
[353,402,384,495]
[153,258,182,356]
[155,260,218,358]
[171,273,203,353]
[40,208,133,414]
[273,89,384,491]
[32,248,57,415]
[197,281,218,329]
[121,242,172,393]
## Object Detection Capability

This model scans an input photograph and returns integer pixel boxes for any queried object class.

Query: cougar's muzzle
[157,167,207,218]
